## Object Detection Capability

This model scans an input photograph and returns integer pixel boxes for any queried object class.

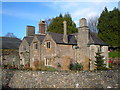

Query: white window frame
[44,58,52,66]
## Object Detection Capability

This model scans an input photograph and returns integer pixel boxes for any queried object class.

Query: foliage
[39,61,57,71]
[48,13,78,34]
[2,64,18,70]
[70,62,83,71]
[109,60,113,68]
[39,61,46,71]
[2,49,18,55]
[97,7,120,46]
[45,66,57,71]
[109,51,120,58]
[95,50,107,70]
[57,63,61,68]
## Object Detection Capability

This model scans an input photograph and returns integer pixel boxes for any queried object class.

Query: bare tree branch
[88,16,99,33]
[5,32,17,38]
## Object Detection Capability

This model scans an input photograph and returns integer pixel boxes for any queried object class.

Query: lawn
[109,51,120,58]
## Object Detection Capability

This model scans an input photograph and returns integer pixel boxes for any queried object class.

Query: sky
[0,0,119,39]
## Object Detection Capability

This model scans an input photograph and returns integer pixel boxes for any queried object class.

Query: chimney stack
[63,21,68,43]
[38,20,45,34]
[80,18,87,27]
[26,26,35,36]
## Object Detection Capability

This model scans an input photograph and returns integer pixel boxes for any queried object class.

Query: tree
[88,16,98,33]
[48,13,78,34]
[5,32,16,38]
[97,7,120,46]
[45,18,52,31]
[95,50,106,70]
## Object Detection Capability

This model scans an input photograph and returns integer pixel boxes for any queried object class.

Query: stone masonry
[1,70,119,88]
[19,18,109,70]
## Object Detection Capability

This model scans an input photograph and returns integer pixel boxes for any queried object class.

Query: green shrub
[70,62,83,71]
[45,66,57,71]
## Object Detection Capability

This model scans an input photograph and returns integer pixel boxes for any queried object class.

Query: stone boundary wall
[0,68,2,90]
[1,69,120,88]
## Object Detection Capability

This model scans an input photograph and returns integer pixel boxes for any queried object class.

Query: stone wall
[1,69,119,88]
[26,26,35,36]
[0,50,20,67]
[0,68,2,90]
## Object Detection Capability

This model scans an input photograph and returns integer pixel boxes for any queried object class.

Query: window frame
[45,58,52,66]
[46,41,51,48]
[33,42,38,50]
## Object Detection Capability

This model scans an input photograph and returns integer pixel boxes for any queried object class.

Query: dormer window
[34,42,38,49]
[46,41,51,48]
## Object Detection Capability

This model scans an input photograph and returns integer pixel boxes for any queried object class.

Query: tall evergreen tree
[48,13,78,34]
[97,7,120,46]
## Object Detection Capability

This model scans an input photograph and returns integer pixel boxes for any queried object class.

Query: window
[34,42,38,49]
[46,41,51,48]
[100,46,104,52]
[45,58,52,66]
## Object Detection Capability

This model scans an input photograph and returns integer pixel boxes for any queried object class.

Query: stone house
[0,37,21,67]
[19,36,34,67]
[19,18,108,70]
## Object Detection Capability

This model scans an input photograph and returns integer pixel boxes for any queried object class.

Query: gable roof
[0,37,22,49]
[88,32,108,46]
[35,34,45,42]
[21,32,107,46]
[23,36,34,45]
[48,32,77,45]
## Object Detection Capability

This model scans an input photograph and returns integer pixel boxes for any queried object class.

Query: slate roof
[23,36,34,45]
[88,32,108,46]
[35,34,45,42]
[48,32,77,45]
[0,37,22,49]
[21,32,107,46]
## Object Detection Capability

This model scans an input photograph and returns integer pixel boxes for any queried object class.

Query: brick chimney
[26,26,35,36]
[63,21,68,43]
[38,20,45,34]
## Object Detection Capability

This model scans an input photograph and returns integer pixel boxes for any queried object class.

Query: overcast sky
[0,0,119,39]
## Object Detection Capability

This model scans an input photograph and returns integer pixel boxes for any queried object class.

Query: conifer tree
[48,13,78,34]
[97,7,120,46]
[95,49,106,70]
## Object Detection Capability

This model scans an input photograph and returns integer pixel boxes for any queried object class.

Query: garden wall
[1,69,120,88]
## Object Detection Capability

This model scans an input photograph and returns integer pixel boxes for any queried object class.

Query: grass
[109,51,120,58]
